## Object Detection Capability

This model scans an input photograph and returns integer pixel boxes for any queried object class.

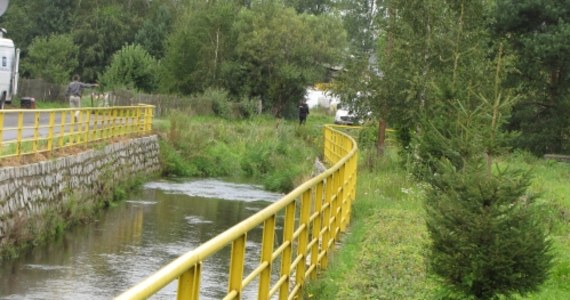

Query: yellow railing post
[47,111,56,152]
[321,173,334,270]
[16,111,23,156]
[177,263,202,300]
[135,106,141,134]
[146,106,153,132]
[0,112,4,151]
[111,108,118,138]
[33,112,40,153]
[258,215,276,300]
[310,181,324,279]
[120,109,126,136]
[331,169,341,244]
[58,111,66,148]
[295,190,312,290]
[228,234,247,299]
[339,164,348,232]
[279,201,296,299]
[76,111,84,145]
[84,109,92,143]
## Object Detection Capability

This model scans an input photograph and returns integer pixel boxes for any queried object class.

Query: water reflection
[0,179,283,299]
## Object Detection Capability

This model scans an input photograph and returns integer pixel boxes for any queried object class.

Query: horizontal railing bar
[292,224,306,240]
[305,264,316,278]
[307,239,317,250]
[288,285,301,300]
[222,290,238,300]
[272,241,291,262]
[269,275,288,298]
[242,261,268,287]
[290,255,303,271]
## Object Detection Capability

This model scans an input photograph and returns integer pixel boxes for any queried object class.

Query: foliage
[160,1,239,94]
[134,3,174,58]
[237,96,259,119]
[367,1,555,298]
[337,0,381,55]
[21,34,79,84]
[283,0,334,15]
[230,0,347,117]
[206,87,232,119]
[157,113,321,192]
[425,160,552,299]
[493,0,570,155]
[99,44,159,93]
[71,4,140,82]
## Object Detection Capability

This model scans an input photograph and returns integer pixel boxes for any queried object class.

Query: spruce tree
[418,40,553,300]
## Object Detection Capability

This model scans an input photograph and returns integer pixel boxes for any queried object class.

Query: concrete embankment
[0,135,161,254]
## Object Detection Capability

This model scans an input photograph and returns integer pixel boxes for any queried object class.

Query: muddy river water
[0,179,283,299]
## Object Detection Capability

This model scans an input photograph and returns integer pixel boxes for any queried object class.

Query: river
[0,179,283,299]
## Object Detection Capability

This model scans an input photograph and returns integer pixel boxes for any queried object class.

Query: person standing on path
[65,74,98,122]
[298,98,310,125]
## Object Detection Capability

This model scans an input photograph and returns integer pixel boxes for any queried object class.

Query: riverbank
[155,112,327,193]
[305,149,570,299]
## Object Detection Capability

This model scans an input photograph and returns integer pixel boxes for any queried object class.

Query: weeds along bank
[305,148,570,299]
[155,112,325,193]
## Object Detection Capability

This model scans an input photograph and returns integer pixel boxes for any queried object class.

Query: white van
[0,30,20,108]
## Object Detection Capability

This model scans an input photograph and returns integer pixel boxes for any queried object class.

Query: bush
[238,96,259,119]
[426,160,552,299]
[205,87,232,118]
[100,44,159,93]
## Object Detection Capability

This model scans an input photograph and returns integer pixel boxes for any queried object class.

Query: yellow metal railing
[0,105,154,159]
[116,124,358,300]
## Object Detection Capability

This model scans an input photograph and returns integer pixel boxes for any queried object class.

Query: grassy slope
[306,148,570,299]
[154,112,330,193]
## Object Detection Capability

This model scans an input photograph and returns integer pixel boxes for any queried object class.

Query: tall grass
[156,112,324,192]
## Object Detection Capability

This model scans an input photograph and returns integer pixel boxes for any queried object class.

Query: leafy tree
[100,44,159,93]
[494,0,570,155]
[231,0,346,117]
[160,1,239,94]
[72,4,141,81]
[134,3,174,59]
[283,0,334,15]
[28,0,76,37]
[0,1,36,56]
[338,0,380,55]
[22,34,79,84]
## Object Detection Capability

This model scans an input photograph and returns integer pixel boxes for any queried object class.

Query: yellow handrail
[115,124,358,300]
[0,105,155,159]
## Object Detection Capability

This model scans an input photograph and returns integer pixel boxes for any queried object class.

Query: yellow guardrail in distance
[0,105,154,159]
[116,124,358,300]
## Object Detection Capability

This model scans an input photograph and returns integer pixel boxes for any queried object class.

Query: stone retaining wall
[0,135,161,247]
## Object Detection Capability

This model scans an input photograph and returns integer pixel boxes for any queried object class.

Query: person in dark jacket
[65,74,98,122]
[298,99,309,125]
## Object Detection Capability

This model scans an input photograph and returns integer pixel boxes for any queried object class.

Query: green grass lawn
[306,148,570,299]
